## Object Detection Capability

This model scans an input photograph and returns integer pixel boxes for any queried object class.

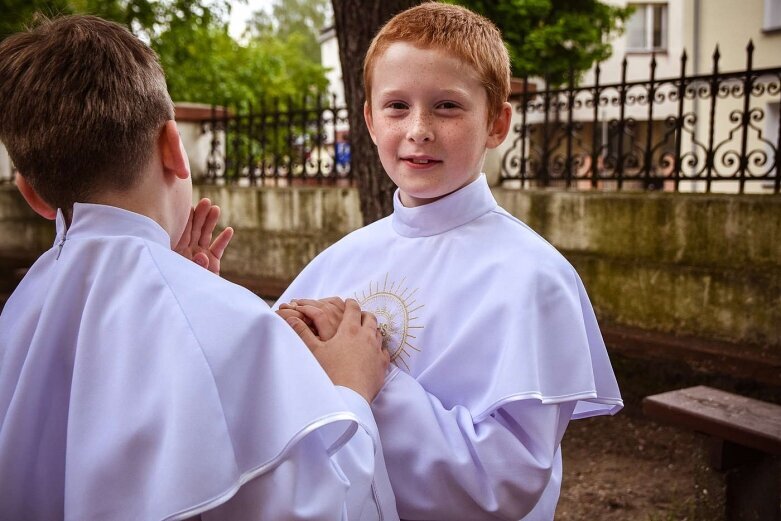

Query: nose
[406,109,434,143]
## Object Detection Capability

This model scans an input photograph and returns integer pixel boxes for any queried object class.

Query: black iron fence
[502,41,780,194]
[200,94,352,185]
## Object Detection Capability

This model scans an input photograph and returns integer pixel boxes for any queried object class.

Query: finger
[276,307,308,321]
[290,298,328,309]
[285,316,321,350]
[209,227,233,260]
[190,198,211,247]
[199,206,220,248]
[294,305,335,331]
[277,306,313,322]
[341,298,361,325]
[193,252,209,269]
[361,311,378,329]
[321,296,346,312]
[175,207,194,250]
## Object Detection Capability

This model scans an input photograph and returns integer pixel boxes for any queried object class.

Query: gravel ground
[555,352,780,521]
[557,409,697,520]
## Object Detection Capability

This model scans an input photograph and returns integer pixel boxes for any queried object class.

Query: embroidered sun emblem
[357,274,423,371]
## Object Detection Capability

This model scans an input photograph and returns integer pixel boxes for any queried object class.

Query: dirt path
[558,411,697,520]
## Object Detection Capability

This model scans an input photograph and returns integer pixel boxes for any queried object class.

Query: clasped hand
[278,298,390,403]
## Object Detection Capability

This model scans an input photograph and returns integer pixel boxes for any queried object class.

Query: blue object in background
[335,142,351,167]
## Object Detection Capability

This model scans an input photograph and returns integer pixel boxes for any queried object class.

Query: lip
[400,155,442,169]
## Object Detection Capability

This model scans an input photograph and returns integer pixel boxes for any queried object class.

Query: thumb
[286,316,321,351]
[193,252,209,268]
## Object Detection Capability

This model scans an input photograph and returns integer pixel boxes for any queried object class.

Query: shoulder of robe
[144,241,270,317]
[481,208,577,279]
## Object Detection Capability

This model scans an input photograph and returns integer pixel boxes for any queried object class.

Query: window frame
[626,3,669,53]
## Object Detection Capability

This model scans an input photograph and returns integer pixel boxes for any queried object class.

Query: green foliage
[1,0,330,107]
[451,0,633,85]
[0,0,72,38]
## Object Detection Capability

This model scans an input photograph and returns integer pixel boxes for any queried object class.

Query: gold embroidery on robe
[357,273,424,371]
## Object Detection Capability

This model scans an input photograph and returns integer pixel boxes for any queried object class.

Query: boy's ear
[486,101,513,149]
[15,173,56,220]
[363,102,379,145]
[159,120,191,180]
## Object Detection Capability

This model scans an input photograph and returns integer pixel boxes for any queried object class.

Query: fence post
[776,78,781,194]
[260,99,267,182]
[738,40,755,194]
[674,50,687,192]
[221,100,230,183]
[617,57,628,190]
[564,66,575,188]
[315,92,324,178]
[520,77,529,186]
[273,98,281,179]
[706,46,721,193]
[591,64,601,189]
[286,95,294,183]
[541,75,551,187]
[247,102,255,184]
[644,53,657,187]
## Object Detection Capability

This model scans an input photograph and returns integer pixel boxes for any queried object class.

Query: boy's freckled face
[365,42,496,207]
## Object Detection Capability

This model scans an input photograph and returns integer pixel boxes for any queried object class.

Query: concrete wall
[2,183,778,352]
[493,189,781,352]
[0,185,55,254]
[192,184,779,352]
[192,184,363,295]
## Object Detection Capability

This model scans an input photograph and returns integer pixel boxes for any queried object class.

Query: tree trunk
[331,0,423,224]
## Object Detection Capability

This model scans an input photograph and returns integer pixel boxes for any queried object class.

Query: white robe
[0,203,399,521]
[277,175,623,520]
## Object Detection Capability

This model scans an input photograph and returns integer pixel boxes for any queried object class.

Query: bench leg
[696,436,781,521]
[694,434,728,520]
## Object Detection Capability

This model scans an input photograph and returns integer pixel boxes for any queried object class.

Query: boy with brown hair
[277,3,623,520]
[0,14,399,520]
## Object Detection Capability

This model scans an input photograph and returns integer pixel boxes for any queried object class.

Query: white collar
[55,203,170,248]
[391,174,497,238]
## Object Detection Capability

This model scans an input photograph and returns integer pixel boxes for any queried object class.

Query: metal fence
[501,42,780,194]
[200,94,352,185]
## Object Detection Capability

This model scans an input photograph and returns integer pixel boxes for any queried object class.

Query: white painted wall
[0,142,12,184]
[319,26,345,108]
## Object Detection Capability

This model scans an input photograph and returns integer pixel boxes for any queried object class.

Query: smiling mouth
[403,157,441,165]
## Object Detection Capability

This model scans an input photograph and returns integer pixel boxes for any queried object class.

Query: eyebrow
[376,87,473,99]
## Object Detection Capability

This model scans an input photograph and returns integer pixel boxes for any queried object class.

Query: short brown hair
[363,2,510,124]
[0,15,174,213]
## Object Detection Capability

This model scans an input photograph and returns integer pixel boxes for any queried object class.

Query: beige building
[494,0,781,193]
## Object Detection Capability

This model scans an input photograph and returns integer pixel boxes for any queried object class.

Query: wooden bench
[643,385,781,521]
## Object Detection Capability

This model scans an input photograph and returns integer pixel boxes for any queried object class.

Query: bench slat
[643,385,781,455]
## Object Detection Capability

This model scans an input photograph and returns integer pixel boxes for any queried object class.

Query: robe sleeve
[201,387,381,521]
[372,369,575,521]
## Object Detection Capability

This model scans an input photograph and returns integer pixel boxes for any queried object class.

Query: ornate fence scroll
[501,42,781,194]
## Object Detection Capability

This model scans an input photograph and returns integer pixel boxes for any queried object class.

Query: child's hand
[175,198,234,276]
[284,299,389,402]
[276,297,345,340]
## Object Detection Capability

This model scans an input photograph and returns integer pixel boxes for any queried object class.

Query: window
[765,0,781,31]
[626,3,668,52]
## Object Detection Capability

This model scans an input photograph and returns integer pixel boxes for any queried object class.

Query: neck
[88,167,183,247]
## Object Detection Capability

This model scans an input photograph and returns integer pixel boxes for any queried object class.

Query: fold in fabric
[0,203,366,520]
[277,175,623,421]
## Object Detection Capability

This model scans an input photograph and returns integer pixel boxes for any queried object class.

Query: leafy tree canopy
[0,0,329,107]
[451,0,632,85]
